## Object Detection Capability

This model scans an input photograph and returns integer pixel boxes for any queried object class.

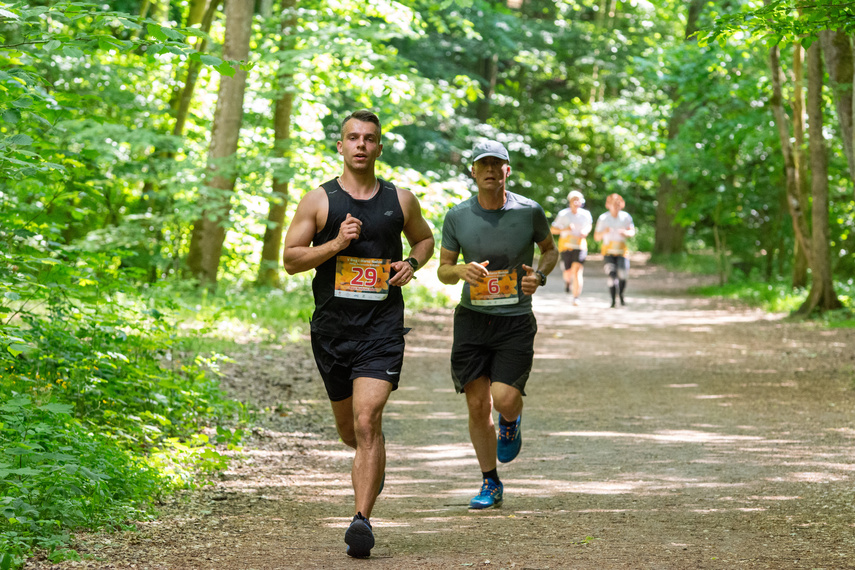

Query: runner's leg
[491,382,523,424]
[464,376,497,472]
[570,262,584,298]
[351,376,392,518]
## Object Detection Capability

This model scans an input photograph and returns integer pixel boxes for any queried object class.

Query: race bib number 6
[335,256,391,301]
[470,269,519,306]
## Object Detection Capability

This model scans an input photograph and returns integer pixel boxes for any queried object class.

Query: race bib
[559,233,585,251]
[470,269,519,306]
[603,241,628,256]
[334,256,391,301]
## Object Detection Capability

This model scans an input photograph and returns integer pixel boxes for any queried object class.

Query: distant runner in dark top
[283,110,434,559]
[438,140,558,510]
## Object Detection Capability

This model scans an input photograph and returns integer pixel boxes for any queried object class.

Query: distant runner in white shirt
[550,190,592,305]
[594,193,635,308]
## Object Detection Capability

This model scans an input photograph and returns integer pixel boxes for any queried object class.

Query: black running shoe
[345,512,374,558]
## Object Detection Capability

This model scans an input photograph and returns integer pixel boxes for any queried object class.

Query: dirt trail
[29,257,855,569]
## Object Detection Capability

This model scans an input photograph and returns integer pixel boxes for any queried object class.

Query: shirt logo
[384,210,394,216]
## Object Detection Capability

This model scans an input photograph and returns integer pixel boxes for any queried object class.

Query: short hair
[605,193,625,209]
[340,110,382,140]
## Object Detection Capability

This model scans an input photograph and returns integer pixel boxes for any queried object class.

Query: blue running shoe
[345,512,374,558]
[469,478,503,509]
[497,415,522,463]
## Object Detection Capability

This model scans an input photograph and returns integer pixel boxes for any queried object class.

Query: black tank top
[310,178,405,339]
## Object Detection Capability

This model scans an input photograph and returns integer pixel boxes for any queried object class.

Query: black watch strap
[405,257,419,272]
[535,270,546,286]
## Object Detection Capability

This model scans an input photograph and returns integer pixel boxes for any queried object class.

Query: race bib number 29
[470,269,519,306]
[335,256,391,301]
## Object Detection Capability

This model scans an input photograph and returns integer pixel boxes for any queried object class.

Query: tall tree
[186,0,254,287]
[819,30,855,185]
[769,41,813,286]
[652,0,705,256]
[798,41,843,314]
[256,0,297,288]
[790,42,810,287]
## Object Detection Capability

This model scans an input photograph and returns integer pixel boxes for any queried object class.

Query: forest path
[29,256,855,569]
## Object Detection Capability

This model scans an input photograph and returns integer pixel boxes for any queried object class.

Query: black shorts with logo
[310,332,405,402]
[450,306,537,395]
[561,249,588,267]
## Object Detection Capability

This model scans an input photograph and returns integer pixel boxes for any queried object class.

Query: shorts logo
[386,369,400,376]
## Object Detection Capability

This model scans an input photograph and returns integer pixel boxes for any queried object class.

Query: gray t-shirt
[441,192,551,316]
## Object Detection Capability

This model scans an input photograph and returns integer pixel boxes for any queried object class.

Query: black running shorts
[561,249,588,267]
[450,306,537,395]
[310,332,405,402]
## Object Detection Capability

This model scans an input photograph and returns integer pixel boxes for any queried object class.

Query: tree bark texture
[476,53,498,123]
[768,43,813,274]
[791,43,809,287]
[186,0,254,288]
[819,30,855,185]
[173,0,220,137]
[798,41,843,315]
[256,0,297,288]
[652,0,704,256]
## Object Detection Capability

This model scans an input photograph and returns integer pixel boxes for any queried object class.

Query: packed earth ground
[26,256,855,569]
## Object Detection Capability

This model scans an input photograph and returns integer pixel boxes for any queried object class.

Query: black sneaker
[564,282,570,293]
[345,512,374,558]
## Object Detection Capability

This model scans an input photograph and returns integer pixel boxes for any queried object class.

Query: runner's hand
[389,259,415,287]
[521,264,539,295]
[336,213,362,249]
[461,260,489,286]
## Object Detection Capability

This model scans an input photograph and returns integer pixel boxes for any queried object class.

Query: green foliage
[701,0,855,47]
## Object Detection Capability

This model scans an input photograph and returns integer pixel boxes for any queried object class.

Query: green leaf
[147,23,168,41]
[38,403,73,415]
[44,39,62,51]
[200,55,223,66]
[8,134,32,146]
[2,109,20,124]
[61,46,84,58]
[215,61,236,77]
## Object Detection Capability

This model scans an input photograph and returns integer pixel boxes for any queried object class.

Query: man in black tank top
[283,110,434,559]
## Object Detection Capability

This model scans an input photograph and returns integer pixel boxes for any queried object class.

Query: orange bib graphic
[559,232,586,251]
[602,241,628,256]
[334,256,391,301]
[470,269,519,306]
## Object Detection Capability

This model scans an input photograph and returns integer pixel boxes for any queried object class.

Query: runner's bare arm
[282,188,362,275]
[388,189,435,287]
[535,235,559,276]
[520,236,559,295]
[437,247,489,286]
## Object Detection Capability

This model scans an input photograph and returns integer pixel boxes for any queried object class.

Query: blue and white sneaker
[469,478,503,509]
[345,512,374,558]
[497,415,522,463]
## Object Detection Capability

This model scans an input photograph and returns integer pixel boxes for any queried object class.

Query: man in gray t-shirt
[438,140,558,510]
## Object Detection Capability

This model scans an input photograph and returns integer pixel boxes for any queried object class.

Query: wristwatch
[405,257,419,272]
[535,270,547,286]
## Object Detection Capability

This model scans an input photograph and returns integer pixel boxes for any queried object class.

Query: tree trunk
[798,41,843,315]
[186,0,254,288]
[652,0,704,256]
[768,43,813,276]
[819,30,855,184]
[476,53,498,123]
[173,0,220,137]
[791,43,809,287]
[256,0,297,288]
